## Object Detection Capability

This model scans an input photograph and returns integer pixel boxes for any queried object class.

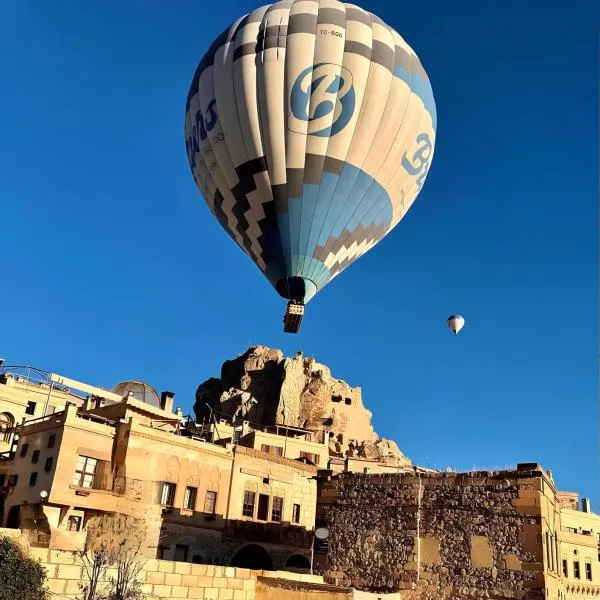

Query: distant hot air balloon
[184,1,436,333]
[447,315,465,335]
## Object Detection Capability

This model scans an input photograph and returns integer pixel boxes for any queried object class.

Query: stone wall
[315,468,551,600]
[25,548,348,600]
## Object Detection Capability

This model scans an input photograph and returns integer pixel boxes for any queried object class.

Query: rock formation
[194,345,410,467]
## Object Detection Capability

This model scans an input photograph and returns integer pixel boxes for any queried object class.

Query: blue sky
[1,1,598,503]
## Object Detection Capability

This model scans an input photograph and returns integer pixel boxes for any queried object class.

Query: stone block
[228,578,244,590]
[153,584,173,598]
[57,564,83,579]
[146,572,166,585]
[213,577,228,588]
[140,583,154,595]
[158,560,175,573]
[171,585,189,597]
[243,579,256,590]
[182,575,199,587]
[175,562,192,575]
[420,537,441,565]
[165,573,183,586]
[188,587,206,599]
[225,567,235,578]
[204,589,219,600]
[218,589,234,599]
[214,566,225,577]
[503,553,522,570]
[50,550,75,564]
[65,579,83,595]
[233,591,246,600]
[144,558,159,572]
[191,563,209,576]
[197,575,215,587]
[471,535,494,568]
[47,579,67,595]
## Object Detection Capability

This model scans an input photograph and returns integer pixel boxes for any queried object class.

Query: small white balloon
[447,315,465,335]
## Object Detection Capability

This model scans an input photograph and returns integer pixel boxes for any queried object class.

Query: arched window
[230,545,273,570]
[0,413,14,442]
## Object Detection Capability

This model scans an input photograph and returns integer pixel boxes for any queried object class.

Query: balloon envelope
[185,1,436,304]
[447,315,465,335]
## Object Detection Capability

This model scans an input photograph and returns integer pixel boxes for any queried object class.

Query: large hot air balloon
[184,1,436,333]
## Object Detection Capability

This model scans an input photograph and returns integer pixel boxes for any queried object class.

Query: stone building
[314,465,600,600]
[0,363,322,572]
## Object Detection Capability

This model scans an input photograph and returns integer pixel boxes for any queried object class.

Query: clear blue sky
[1,1,598,503]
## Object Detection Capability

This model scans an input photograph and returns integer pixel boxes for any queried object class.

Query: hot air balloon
[184,1,436,333]
[447,315,465,335]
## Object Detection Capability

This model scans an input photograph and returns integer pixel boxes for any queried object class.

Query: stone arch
[284,554,311,571]
[0,412,14,442]
[230,544,273,570]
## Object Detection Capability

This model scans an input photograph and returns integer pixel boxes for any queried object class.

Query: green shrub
[0,536,47,600]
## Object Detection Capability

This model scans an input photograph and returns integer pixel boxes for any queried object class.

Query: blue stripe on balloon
[393,66,437,131]
[287,197,303,274]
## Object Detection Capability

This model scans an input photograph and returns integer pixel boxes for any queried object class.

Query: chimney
[160,391,175,413]
[582,498,591,513]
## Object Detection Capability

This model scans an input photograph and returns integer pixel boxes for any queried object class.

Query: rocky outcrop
[194,345,410,467]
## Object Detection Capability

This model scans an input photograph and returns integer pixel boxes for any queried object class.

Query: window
[48,434,56,449]
[183,486,197,510]
[299,451,319,465]
[344,397,352,405]
[292,503,301,524]
[20,443,29,458]
[242,491,255,517]
[25,401,36,416]
[574,561,581,579]
[31,449,40,464]
[8,474,18,488]
[261,444,283,457]
[550,535,555,571]
[67,516,82,532]
[174,544,189,562]
[204,491,217,514]
[545,532,551,569]
[585,562,592,581]
[562,559,568,577]
[271,496,283,522]
[72,456,97,488]
[257,493,269,521]
[44,457,54,472]
[0,412,14,442]
[160,482,176,506]
[158,547,169,560]
[331,395,341,403]
[29,472,38,487]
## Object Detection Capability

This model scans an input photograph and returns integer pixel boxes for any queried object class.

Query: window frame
[29,472,38,487]
[160,482,176,507]
[72,456,98,488]
[183,486,197,511]
[585,562,592,581]
[31,449,40,464]
[574,560,581,579]
[242,491,255,517]
[47,434,56,449]
[204,490,217,514]
[271,496,283,523]
[25,401,36,416]
[20,443,29,458]
[44,456,54,472]
[292,503,301,524]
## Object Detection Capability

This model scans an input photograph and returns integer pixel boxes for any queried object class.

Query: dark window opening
[48,434,56,449]
[344,398,351,405]
[300,451,319,465]
[230,545,273,570]
[257,493,269,521]
[67,516,82,532]
[25,401,36,416]
[562,559,568,578]
[174,544,189,563]
[284,554,311,570]
[31,449,40,464]
[29,472,38,487]
[44,456,54,472]
[331,395,341,403]
[292,504,301,524]
[574,561,581,579]
[585,562,592,581]
[242,491,255,517]
[158,546,168,560]
[20,443,29,457]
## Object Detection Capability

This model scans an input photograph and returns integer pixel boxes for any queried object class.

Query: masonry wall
[26,548,343,600]
[316,469,552,600]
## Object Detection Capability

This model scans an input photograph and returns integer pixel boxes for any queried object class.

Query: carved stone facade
[194,346,411,470]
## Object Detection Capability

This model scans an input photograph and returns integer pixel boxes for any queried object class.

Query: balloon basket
[283,301,304,334]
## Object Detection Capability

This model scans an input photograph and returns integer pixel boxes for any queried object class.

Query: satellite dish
[315,527,329,540]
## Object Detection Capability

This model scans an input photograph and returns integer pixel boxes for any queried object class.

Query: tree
[0,535,47,600]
